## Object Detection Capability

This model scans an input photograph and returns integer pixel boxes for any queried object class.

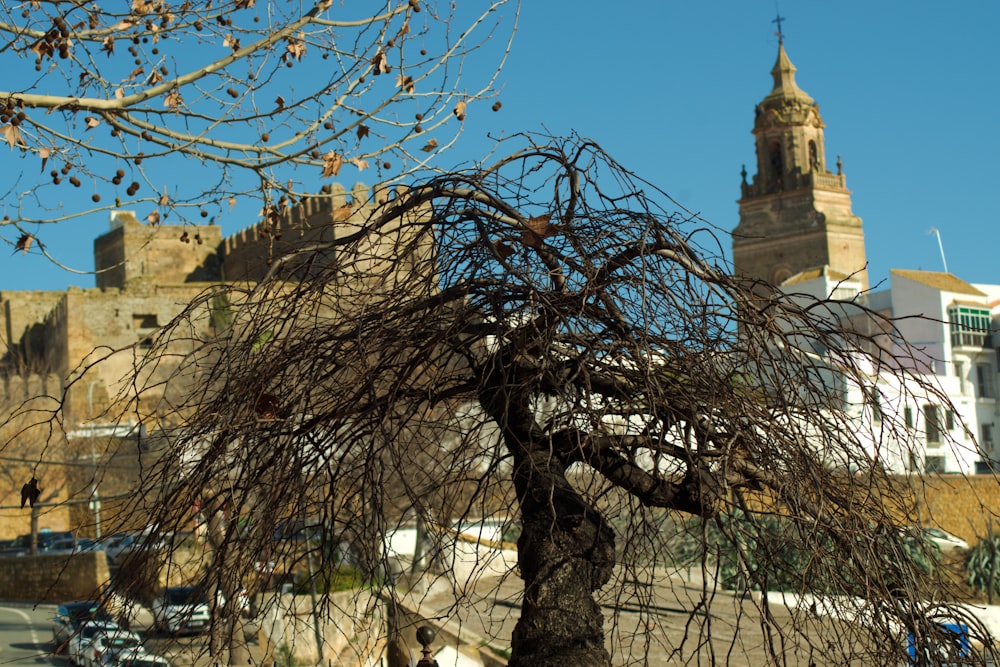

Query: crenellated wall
[0,184,434,540]
[220,182,420,283]
[95,211,223,289]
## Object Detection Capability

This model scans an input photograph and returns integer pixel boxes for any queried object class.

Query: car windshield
[107,635,141,650]
[82,625,110,639]
[68,605,111,626]
[165,587,205,605]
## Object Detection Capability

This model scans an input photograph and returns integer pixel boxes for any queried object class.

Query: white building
[780,267,999,476]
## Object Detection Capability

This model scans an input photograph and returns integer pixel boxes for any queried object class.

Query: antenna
[928,228,948,274]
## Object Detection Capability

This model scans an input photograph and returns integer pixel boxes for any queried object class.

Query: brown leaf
[527,214,558,237]
[372,51,390,75]
[147,69,164,85]
[146,209,161,224]
[30,39,53,60]
[421,138,438,153]
[285,37,306,60]
[14,233,33,254]
[39,147,50,172]
[164,89,182,109]
[453,100,467,118]
[396,74,414,94]
[322,151,343,178]
[274,95,285,111]
[520,214,560,248]
[332,204,354,222]
[159,188,169,206]
[101,36,115,56]
[352,158,369,171]
[85,116,101,129]
[127,66,145,81]
[493,240,515,259]
[357,124,369,140]
[229,196,238,210]
[2,124,22,149]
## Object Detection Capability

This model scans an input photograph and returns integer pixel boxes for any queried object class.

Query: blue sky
[5,2,999,293]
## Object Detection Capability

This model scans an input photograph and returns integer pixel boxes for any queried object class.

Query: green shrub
[707,512,939,595]
[292,566,364,595]
[965,533,1000,598]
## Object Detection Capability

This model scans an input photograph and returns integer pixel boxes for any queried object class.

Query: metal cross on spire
[773,13,786,43]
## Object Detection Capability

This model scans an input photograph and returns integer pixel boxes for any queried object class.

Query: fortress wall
[221,182,415,283]
[95,214,223,289]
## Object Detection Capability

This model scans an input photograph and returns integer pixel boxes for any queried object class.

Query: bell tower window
[769,141,783,186]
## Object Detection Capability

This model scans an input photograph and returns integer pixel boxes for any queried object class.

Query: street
[0,604,57,665]
[0,603,211,667]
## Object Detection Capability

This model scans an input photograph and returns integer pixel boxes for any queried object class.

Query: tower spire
[733,31,869,292]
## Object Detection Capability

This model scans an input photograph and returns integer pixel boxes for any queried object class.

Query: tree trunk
[477,351,616,667]
[508,447,615,667]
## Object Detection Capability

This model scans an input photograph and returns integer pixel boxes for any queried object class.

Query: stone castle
[0,182,418,537]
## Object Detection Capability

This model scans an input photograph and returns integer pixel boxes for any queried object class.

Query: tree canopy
[0,0,514,264]
[102,137,998,666]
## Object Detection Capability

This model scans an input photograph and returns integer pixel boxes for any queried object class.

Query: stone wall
[95,212,222,289]
[0,551,109,601]
[914,474,1000,544]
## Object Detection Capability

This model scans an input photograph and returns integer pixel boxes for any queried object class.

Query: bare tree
[109,138,995,666]
[0,0,515,260]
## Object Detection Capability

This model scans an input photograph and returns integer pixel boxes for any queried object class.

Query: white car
[151,586,210,634]
[922,527,969,553]
[79,628,144,667]
[93,646,170,667]
[51,601,112,652]
[66,621,120,665]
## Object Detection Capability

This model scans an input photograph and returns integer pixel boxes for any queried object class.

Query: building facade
[0,182,429,536]
[735,42,999,476]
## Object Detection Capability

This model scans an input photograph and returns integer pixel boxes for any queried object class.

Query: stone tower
[733,39,868,292]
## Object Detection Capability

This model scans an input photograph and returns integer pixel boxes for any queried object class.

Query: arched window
[769,141,783,188]
[769,141,783,172]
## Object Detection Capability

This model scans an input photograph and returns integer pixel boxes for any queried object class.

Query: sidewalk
[396,567,868,666]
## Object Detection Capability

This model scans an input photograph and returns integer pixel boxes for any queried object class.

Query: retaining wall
[0,551,109,602]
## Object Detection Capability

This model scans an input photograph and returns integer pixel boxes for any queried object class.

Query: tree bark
[508,447,615,667]
[478,351,615,667]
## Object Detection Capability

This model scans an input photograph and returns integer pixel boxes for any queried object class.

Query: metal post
[90,441,102,539]
[415,626,438,667]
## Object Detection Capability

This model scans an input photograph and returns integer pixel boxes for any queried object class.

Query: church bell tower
[733,38,869,291]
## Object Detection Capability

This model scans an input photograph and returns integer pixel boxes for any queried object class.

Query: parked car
[36,531,75,551]
[93,646,170,667]
[105,531,175,565]
[66,620,121,665]
[51,601,113,652]
[4,531,74,556]
[921,527,969,553]
[102,533,142,565]
[43,538,104,555]
[78,627,144,667]
[151,586,210,634]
